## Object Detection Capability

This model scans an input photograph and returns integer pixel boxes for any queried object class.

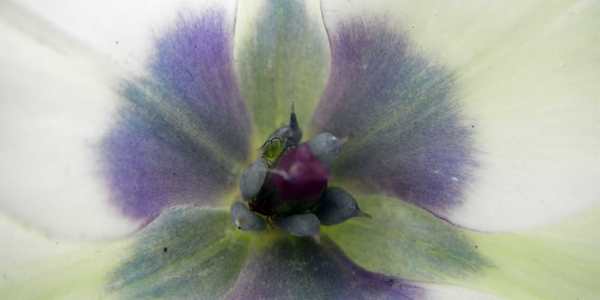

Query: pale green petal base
[2,205,597,299]
[464,205,600,300]
[0,208,252,300]
[322,195,490,282]
[107,208,250,299]
[0,234,126,299]
[235,0,330,145]
[324,195,600,299]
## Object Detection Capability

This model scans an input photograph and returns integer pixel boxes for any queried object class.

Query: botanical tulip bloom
[1,0,599,299]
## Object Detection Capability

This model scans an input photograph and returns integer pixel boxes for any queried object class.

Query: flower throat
[230,103,370,238]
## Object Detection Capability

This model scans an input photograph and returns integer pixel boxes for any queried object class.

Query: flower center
[230,103,370,238]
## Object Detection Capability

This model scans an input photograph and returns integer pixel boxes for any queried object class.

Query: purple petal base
[102,10,251,222]
[311,18,477,217]
[226,236,425,300]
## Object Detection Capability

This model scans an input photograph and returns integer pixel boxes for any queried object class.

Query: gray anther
[239,158,268,201]
[315,187,371,226]
[230,201,266,231]
[275,213,320,237]
[305,133,350,170]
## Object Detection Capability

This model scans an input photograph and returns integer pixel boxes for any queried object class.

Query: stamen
[230,202,266,231]
[314,187,371,226]
[287,101,302,145]
[275,213,320,238]
[239,158,268,201]
[305,132,350,170]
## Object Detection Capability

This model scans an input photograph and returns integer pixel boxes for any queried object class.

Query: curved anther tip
[344,133,354,142]
[336,134,353,147]
[312,234,322,243]
[357,211,372,219]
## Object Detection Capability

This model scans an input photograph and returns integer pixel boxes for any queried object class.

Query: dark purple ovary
[251,144,331,217]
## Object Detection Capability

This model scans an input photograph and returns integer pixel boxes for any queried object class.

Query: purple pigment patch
[311,19,477,217]
[226,236,425,300]
[102,10,252,222]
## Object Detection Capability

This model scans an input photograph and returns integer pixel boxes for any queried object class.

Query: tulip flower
[1,0,598,299]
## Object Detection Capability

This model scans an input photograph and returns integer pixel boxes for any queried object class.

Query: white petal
[0,213,128,299]
[0,213,89,286]
[322,0,600,231]
[451,1,600,231]
[11,0,236,75]
[0,0,240,239]
[0,4,140,239]
[423,283,500,300]
[322,1,585,70]
[467,206,600,299]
